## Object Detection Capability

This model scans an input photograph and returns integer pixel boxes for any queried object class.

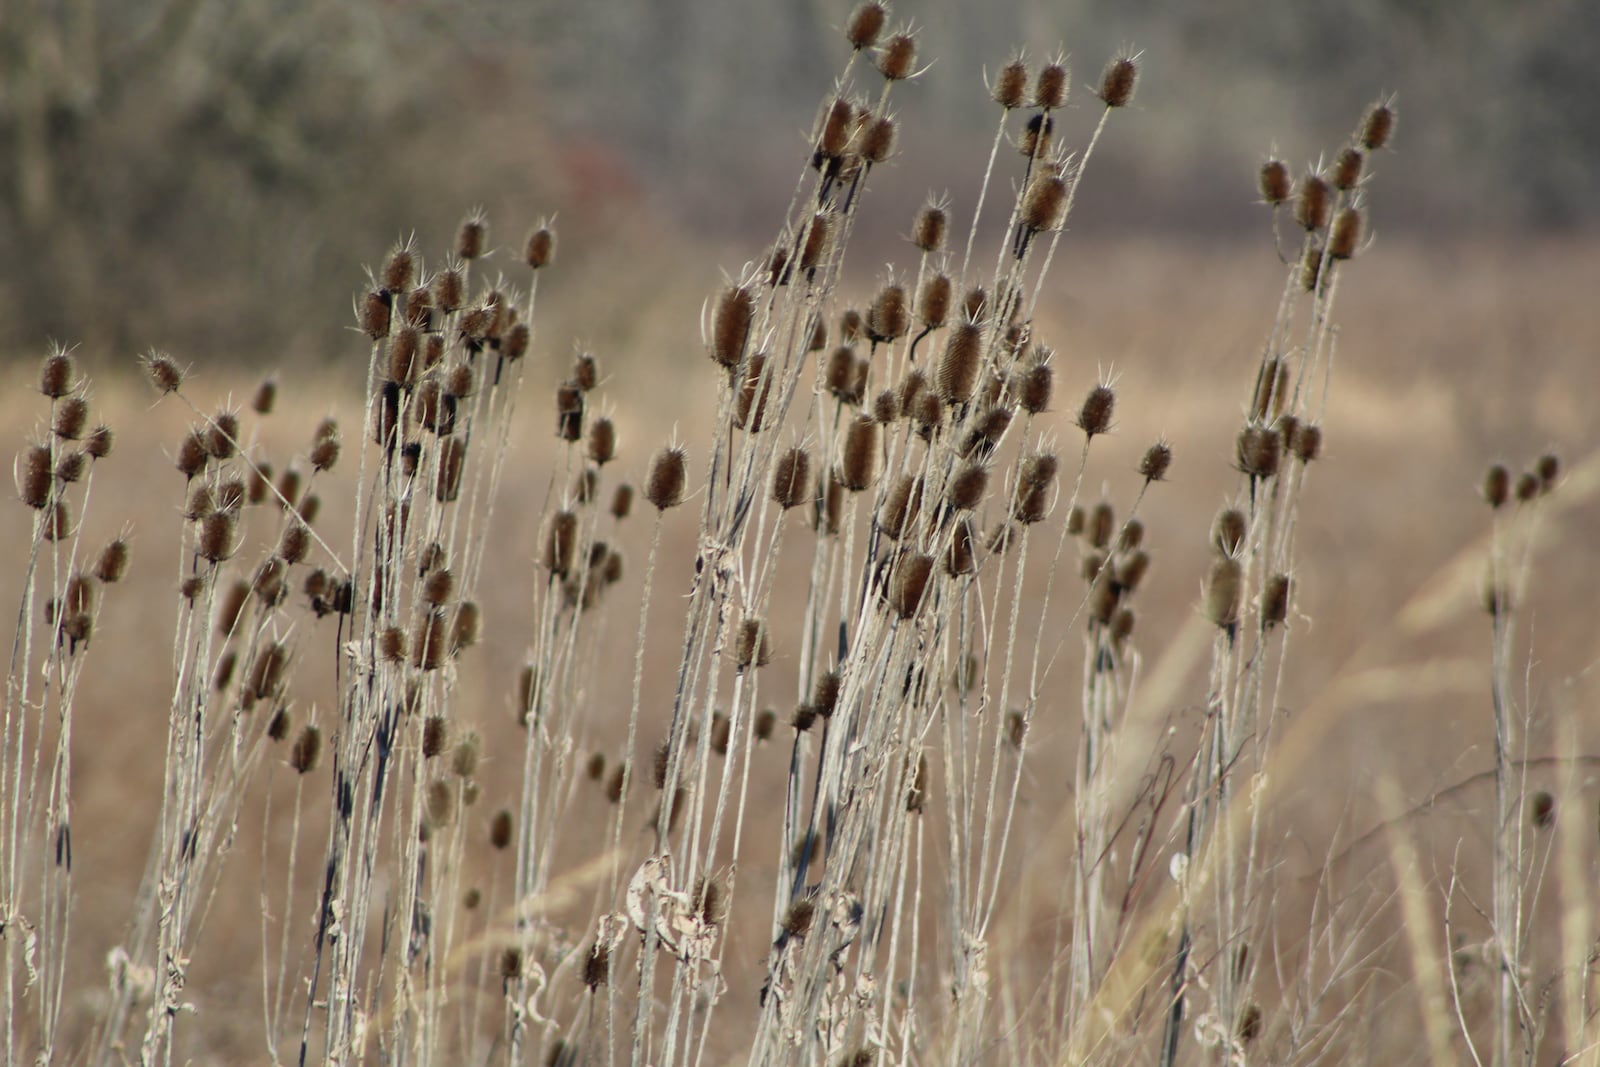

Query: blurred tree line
[2,0,1594,361]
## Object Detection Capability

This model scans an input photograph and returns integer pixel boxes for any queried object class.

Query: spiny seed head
[711,286,755,368]
[20,444,52,509]
[291,725,321,773]
[1078,384,1116,436]
[405,287,433,329]
[40,350,77,398]
[838,416,881,491]
[818,98,855,159]
[143,352,184,395]
[1361,101,1396,150]
[310,420,341,472]
[543,511,578,577]
[651,741,672,790]
[800,213,835,272]
[782,899,816,938]
[1016,354,1053,413]
[96,539,130,583]
[502,322,530,361]
[1289,422,1322,463]
[1329,208,1362,260]
[912,274,952,332]
[860,115,897,164]
[1296,174,1331,231]
[813,670,841,717]
[446,362,476,399]
[791,702,818,732]
[176,430,208,480]
[1262,573,1291,626]
[1252,357,1288,420]
[1205,557,1244,628]
[1259,159,1291,205]
[755,708,776,741]
[772,447,811,510]
[588,417,617,465]
[1066,505,1085,535]
[437,437,466,503]
[382,244,415,293]
[710,713,732,756]
[452,601,481,652]
[1333,146,1365,190]
[945,519,977,575]
[736,617,773,669]
[389,328,421,384]
[198,511,240,563]
[880,475,921,539]
[423,715,449,758]
[423,567,456,605]
[1139,441,1173,482]
[1236,425,1283,479]
[646,446,688,510]
[993,57,1029,109]
[610,482,634,519]
[816,471,844,535]
[1119,519,1145,551]
[735,353,773,432]
[1302,249,1322,292]
[912,203,947,253]
[1515,471,1540,503]
[872,389,899,424]
[1035,61,1069,109]
[867,284,909,342]
[948,462,989,511]
[937,322,984,404]
[267,706,291,740]
[524,225,556,268]
[455,213,487,260]
[1213,507,1248,556]
[359,290,391,339]
[1115,549,1151,592]
[846,1,888,48]
[279,522,310,564]
[572,351,599,391]
[1536,454,1560,493]
[217,581,249,635]
[1098,55,1138,107]
[825,346,857,401]
[452,731,481,777]
[876,32,916,80]
[891,552,935,618]
[1088,502,1115,549]
[584,752,607,782]
[499,947,523,980]
[413,612,448,671]
[185,483,215,521]
[85,425,113,459]
[1021,174,1068,233]
[555,383,584,441]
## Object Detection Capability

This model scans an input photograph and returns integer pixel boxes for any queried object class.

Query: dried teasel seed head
[812,669,841,718]
[266,706,291,741]
[824,345,857,401]
[711,286,755,368]
[1289,422,1322,463]
[709,713,732,756]
[455,213,487,260]
[585,752,607,781]
[1013,352,1053,414]
[890,552,935,618]
[85,425,113,459]
[1329,208,1362,260]
[412,612,448,671]
[735,353,774,431]
[1098,54,1138,107]
[1252,357,1289,420]
[1119,519,1145,552]
[572,352,599,391]
[588,417,617,465]
[437,436,466,502]
[452,731,481,777]
[1236,425,1283,479]
[1296,174,1331,231]
[405,287,433,329]
[945,519,977,575]
[876,32,916,80]
[1115,549,1151,592]
[1088,502,1115,549]
[736,617,773,669]
[1065,505,1086,536]
[185,483,215,522]
[860,115,897,164]
[279,522,310,565]
[198,511,240,563]
[867,284,909,343]
[818,96,855,158]
[176,430,208,480]
[800,213,835,272]
[298,494,320,524]
[754,708,777,741]
[19,444,52,509]
[423,566,456,605]
[1333,146,1365,191]
[382,244,415,293]
[40,349,77,398]
[872,389,899,424]
[815,471,845,535]
[1259,159,1291,205]
[96,538,130,583]
[502,322,530,361]
[310,419,341,472]
[912,203,947,253]
[291,725,322,774]
[524,225,556,269]
[791,702,818,732]
[432,266,465,312]
[1261,573,1291,626]
[845,1,888,49]
[143,351,184,395]
[451,601,481,652]
[914,273,953,331]
[1213,507,1248,556]
[1034,60,1069,110]
[1536,453,1560,493]
[947,462,989,511]
[52,396,89,441]
[1515,471,1540,503]
[645,447,688,510]
[610,482,634,520]
[1204,557,1244,628]
[423,715,449,758]
[555,383,584,441]
[1361,101,1396,151]
[543,511,579,577]
[936,322,984,404]
[445,361,476,400]
[1078,384,1116,437]
[1021,173,1068,233]
[838,416,881,491]
[993,57,1028,109]
[773,447,812,510]
[490,808,514,850]
[988,522,1018,554]
[782,899,816,939]
[359,289,392,340]
[880,474,922,539]
[499,947,523,981]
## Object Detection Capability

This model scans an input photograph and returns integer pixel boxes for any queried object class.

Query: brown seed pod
[297,494,320,525]
[382,243,415,293]
[912,203,948,254]
[452,731,481,777]
[824,346,858,402]
[845,1,887,48]
[423,715,449,758]
[1065,505,1086,536]
[791,703,818,732]
[1236,426,1283,479]
[735,353,774,431]
[945,519,977,576]
[1012,481,1050,525]
[452,602,481,653]
[781,898,816,939]
[993,57,1028,109]
[19,444,52,509]
[646,447,688,510]
[291,725,322,774]
[871,388,899,425]
[890,552,935,618]
[910,274,952,332]
[988,522,1018,554]
[947,462,989,511]
[1088,570,1121,625]
[1021,174,1068,233]
[412,612,448,671]
[198,511,240,563]
[143,352,184,395]
[1530,790,1555,829]
[936,322,984,404]
[1261,573,1291,626]
[1536,454,1560,493]
[1296,174,1331,231]
[709,285,755,369]
[1333,146,1365,191]
[867,284,909,343]
[432,266,465,313]
[445,361,476,400]
[751,708,775,742]
[897,369,928,418]
[1259,160,1291,205]
[216,580,249,635]
[1251,357,1288,420]
[736,617,773,669]
[524,225,556,269]
[1329,208,1362,260]
[52,396,89,441]
[772,447,812,510]
[185,483,215,522]
[455,214,487,260]
[279,522,310,565]
[1213,508,1248,556]
[610,482,634,520]
[1361,102,1396,151]
[1289,422,1323,463]
[1088,502,1115,550]
[1115,549,1152,594]
[85,425,113,459]
[437,436,466,502]
[266,706,291,741]
[838,416,881,491]
[1078,384,1116,437]
[588,417,617,466]
[571,465,599,505]
[812,669,841,718]
[555,383,584,442]
[816,471,845,535]
[543,511,579,577]
[1019,112,1053,158]
[405,287,433,329]
[359,290,392,340]
[310,420,341,472]
[422,566,456,606]
[1204,558,1244,628]
[800,213,836,273]
[502,322,530,361]
[1034,60,1069,109]
[1515,471,1540,503]
[876,32,916,80]
[1098,55,1138,107]
[40,350,77,398]
[1016,354,1053,414]
[860,115,897,164]
[95,539,130,583]
[176,430,208,480]
[817,98,855,159]
[1119,519,1145,552]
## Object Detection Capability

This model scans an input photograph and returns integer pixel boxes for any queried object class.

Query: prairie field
[3,4,1599,1066]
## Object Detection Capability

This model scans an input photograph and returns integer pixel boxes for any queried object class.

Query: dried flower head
[40,349,77,398]
[1078,384,1116,437]
[143,351,185,395]
[1098,54,1138,107]
[876,32,916,80]
[846,2,888,49]
[1259,159,1291,205]
[1361,101,1396,151]
[992,57,1028,109]
[646,446,688,510]
[1034,60,1069,109]
[838,416,881,491]
[773,447,812,510]
[524,225,556,268]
